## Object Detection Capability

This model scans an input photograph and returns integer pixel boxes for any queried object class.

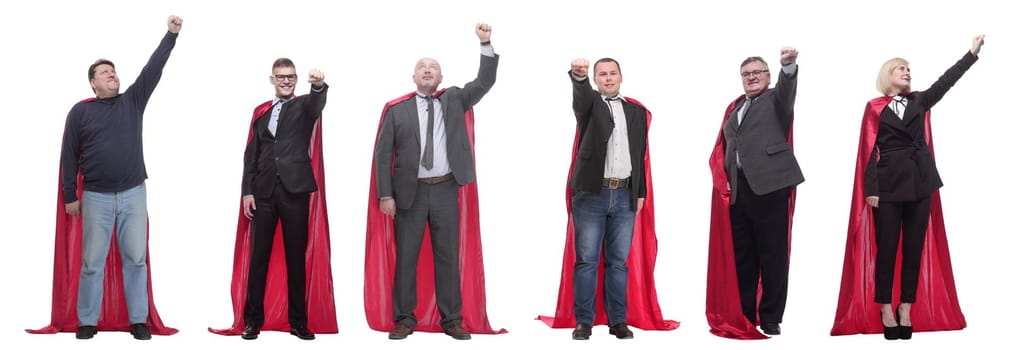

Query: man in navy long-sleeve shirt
[59,15,182,341]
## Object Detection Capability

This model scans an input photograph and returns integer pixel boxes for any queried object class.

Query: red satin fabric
[28,98,177,336]
[537,97,679,331]
[705,96,796,340]
[209,100,338,335]
[830,96,965,335]
[363,91,504,334]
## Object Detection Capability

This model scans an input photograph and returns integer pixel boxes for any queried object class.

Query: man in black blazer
[721,47,803,335]
[374,23,498,341]
[567,57,648,340]
[240,58,327,340]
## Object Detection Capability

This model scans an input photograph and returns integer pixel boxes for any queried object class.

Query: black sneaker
[75,325,97,340]
[130,323,152,340]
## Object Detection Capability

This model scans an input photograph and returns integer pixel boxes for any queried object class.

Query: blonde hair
[876,57,909,95]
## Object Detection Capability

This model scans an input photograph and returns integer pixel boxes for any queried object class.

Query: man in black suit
[240,58,327,340]
[721,47,803,335]
[566,57,648,340]
[374,23,498,341]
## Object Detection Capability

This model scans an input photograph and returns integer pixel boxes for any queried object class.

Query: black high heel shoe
[882,311,899,340]
[897,311,912,340]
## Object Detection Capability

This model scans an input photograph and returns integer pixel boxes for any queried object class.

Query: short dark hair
[593,57,621,75]
[273,58,296,70]
[88,59,115,81]
[739,56,768,71]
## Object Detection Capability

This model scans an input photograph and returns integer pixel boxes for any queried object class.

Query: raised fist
[307,68,325,87]
[475,23,492,43]
[780,47,798,65]
[167,15,183,33]
[971,35,985,55]
[571,58,589,77]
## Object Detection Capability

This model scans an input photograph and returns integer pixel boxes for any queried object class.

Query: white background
[1,0,1005,349]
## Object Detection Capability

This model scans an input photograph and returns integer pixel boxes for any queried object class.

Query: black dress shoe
[443,324,471,340]
[572,323,592,340]
[130,323,152,340]
[75,325,97,340]
[241,324,260,340]
[388,322,413,340]
[608,323,634,339]
[760,323,781,335]
[290,326,316,340]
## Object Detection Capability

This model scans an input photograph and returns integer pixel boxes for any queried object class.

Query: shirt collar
[601,94,624,102]
[273,95,293,105]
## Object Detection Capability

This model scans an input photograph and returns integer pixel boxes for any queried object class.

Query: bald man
[374,23,499,340]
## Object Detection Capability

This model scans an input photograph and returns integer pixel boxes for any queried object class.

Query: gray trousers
[392,180,462,329]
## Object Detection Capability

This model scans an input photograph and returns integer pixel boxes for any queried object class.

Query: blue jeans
[571,187,636,326]
[78,183,149,325]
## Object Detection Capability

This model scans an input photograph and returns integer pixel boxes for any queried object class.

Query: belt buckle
[607,178,620,189]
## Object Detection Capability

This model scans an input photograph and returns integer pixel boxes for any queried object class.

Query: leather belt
[418,173,454,185]
[604,177,629,189]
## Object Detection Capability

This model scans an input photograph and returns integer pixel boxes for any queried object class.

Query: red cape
[209,99,338,335]
[705,96,796,340]
[536,97,679,331]
[28,98,177,335]
[363,91,504,334]
[830,96,965,335]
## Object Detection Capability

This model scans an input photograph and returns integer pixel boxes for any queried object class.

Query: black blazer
[242,84,328,199]
[722,66,804,204]
[375,54,499,210]
[865,52,977,202]
[568,71,648,207]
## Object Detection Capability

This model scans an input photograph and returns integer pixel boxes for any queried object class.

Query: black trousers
[873,196,931,304]
[729,170,791,325]
[393,180,462,329]
[244,182,310,328]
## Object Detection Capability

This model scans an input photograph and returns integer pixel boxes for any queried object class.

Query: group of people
[34,15,983,342]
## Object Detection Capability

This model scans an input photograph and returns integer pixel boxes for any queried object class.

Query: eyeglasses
[274,74,298,81]
[740,70,769,78]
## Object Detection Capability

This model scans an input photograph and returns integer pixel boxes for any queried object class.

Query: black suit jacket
[865,51,977,202]
[568,71,648,207]
[375,53,499,209]
[722,66,804,204]
[242,84,329,199]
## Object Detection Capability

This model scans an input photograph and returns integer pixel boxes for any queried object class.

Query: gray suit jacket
[722,66,804,204]
[375,53,499,209]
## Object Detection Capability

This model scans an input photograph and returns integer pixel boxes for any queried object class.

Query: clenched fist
[167,15,183,33]
[970,34,985,56]
[475,23,492,43]
[780,47,798,65]
[307,68,326,87]
[571,58,589,77]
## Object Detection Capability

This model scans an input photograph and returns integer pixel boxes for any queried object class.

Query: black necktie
[605,97,620,121]
[422,95,435,170]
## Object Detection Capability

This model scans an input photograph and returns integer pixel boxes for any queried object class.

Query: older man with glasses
[706,47,803,338]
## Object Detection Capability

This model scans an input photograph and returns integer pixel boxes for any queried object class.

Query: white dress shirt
[603,95,632,179]
[889,95,907,120]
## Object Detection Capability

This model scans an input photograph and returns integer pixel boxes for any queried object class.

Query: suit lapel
[726,98,744,133]
[621,101,637,131]
[408,95,421,148]
[879,106,911,135]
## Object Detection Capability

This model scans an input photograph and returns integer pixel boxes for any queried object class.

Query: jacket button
[275,157,279,160]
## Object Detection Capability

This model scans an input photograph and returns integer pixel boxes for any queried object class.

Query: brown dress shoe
[388,323,413,340]
[609,323,634,339]
[443,324,471,340]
